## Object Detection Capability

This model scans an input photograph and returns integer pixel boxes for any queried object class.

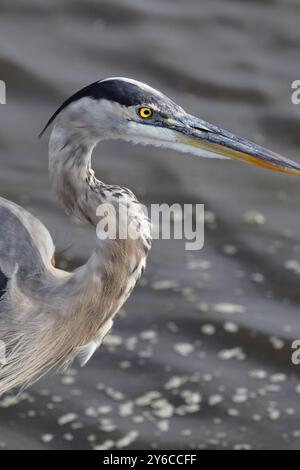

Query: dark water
[1,0,300,450]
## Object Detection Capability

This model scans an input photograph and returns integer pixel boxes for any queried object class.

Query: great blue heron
[0,77,299,396]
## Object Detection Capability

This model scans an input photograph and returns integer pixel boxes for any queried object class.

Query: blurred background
[0,0,300,450]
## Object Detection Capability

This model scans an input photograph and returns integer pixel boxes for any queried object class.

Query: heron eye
[138,107,154,119]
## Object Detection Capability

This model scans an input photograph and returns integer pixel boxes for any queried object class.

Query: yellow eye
[138,107,154,119]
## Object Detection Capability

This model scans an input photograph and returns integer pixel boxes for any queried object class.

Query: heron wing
[0,197,55,309]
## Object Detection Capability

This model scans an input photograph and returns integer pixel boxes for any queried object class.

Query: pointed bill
[172,114,300,175]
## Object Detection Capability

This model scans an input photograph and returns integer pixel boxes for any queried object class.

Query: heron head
[41,77,300,175]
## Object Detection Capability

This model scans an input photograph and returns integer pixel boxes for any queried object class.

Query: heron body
[1,77,300,396]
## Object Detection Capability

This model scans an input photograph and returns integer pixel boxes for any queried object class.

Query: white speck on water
[85,407,99,418]
[103,387,125,402]
[135,391,161,407]
[265,384,281,393]
[41,434,54,443]
[119,401,134,417]
[119,360,131,369]
[93,439,115,451]
[251,272,265,283]
[51,395,63,403]
[248,369,268,380]
[227,408,240,417]
[223,322,239,333]
[156,420,169,432]
[167,322,179,333]
[173,343,195,357]
[213,418,222,425]
[132,416,145,424]
[204,210,216,223]
[71,422,83,430]
[58,413,77,426]
[116,430,139,449]
[269,374,286,383]
[196,302,210,313]
[268,408,281,421]
[181,287,196,300]
[0,396,19,408]
[208,395,223,406]
[223,244,238,255]
[187,259,211,270]
[151,399,174,418]
[181,390,202,405]
[234,443,252,450]
[232,389,248,404]
[203,374,213,382]
[140,330,158,342]
[269,337,284,350]
[243,211,266,225]
[176,403,200,416]
[138,348,153,359]
[213,303,246,315]
[201,324,216,336]
[125,337,138,352]
[97,405,112,415]
[218,347,245,361]
[181,429,192,437]
[100,419,117,433]
[164,376,187,390]
[151,280,178,290]
[61,376,75,386]
[284,260,300,275]
[252,414,262,422]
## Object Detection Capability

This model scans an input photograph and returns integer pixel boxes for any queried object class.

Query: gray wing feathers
[0,197,55,311]
[0,197,54,276]
[0,199,59,395]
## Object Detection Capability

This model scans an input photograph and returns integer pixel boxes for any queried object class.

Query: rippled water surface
[1,0,300,450]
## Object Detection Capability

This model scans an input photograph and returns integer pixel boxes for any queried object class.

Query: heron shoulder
[0,197,55,277]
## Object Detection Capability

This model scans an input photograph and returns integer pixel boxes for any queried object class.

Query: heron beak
[171,114,300,175]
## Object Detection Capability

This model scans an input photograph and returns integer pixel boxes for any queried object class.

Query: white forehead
[99,77,164,97]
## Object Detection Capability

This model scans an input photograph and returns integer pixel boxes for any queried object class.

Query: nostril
[190,123,214,133]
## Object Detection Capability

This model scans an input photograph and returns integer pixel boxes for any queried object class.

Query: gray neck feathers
[48,121,151,321]
[48,120,151,258]
[49,125,100,224]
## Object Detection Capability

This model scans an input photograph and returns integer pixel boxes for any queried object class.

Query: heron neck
[48,124,151,323]
[49,125,101,223]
